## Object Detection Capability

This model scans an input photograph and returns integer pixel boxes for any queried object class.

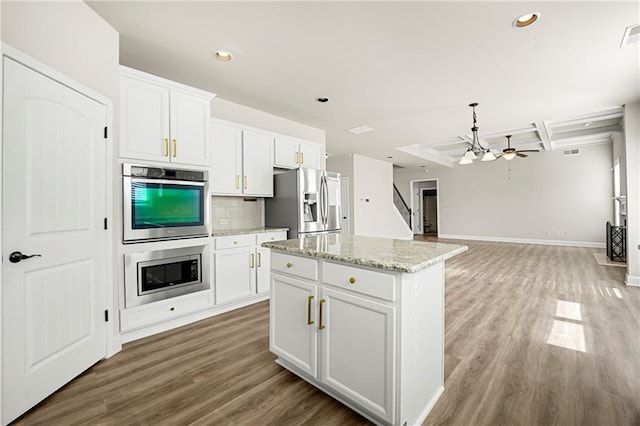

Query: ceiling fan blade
[517,150,540,153]
[516,152,528,158]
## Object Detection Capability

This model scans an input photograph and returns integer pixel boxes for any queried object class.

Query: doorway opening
[409,179,439,236]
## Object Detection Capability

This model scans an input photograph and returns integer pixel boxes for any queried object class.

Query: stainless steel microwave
[122,163,209,243]
[124,245,210,308]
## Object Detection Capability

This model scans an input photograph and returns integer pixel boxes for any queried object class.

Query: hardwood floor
[13,239,640,425]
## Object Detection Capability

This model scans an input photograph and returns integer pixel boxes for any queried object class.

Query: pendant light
[459,103,496,165]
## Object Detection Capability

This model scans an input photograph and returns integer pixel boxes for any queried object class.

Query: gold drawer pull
[250,253,255,268]
[164,138,169,157]
[300,152,304,164]
[319,299,326,330]
[307,295,314,325]
[286,262,293,268]
[172,139,177,157]
[257,252,262,267]
[349,277,356,284]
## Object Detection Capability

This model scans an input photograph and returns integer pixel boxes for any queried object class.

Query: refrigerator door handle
[321,175,329,226]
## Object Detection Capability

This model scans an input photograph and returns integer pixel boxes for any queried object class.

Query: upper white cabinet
[120,66,215,166]
[274,136,324,170]
[211,121,273,197]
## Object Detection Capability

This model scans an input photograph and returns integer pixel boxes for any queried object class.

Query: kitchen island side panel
[399,262,445,425]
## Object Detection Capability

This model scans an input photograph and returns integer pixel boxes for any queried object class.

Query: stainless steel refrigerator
[265,168,341,239]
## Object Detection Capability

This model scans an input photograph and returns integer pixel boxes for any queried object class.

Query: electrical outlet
[219,219,228,225]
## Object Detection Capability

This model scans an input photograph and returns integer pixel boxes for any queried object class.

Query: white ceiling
[86,1,639,171]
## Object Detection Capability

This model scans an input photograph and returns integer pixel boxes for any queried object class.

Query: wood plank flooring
[12,238,640,425]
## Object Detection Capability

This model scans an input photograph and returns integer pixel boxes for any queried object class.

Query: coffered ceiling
[86,1,639,171]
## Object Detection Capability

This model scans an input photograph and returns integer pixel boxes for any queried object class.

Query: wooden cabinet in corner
[119,66,215,167]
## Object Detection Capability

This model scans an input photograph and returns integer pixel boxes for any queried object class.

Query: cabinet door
[242,130,273,196]
[273,136,299,168]
[270,274,318,377]
[298,141,323,170]
[320,287,396,423]
[120,76,171,163]
[169,90,211,166]
[211,122,243,195]
[256,247,271,294]
[214,247,256,305]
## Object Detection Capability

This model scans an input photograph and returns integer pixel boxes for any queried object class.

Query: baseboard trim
[625,274,640,287]
[438,234,605,249]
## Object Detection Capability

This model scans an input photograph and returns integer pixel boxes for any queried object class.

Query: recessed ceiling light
[214,50,233,61]
[347,125,375,135]
[513,11,541,28]
[316,97,329,103]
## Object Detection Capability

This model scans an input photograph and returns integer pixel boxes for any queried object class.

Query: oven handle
[128,177,206,187]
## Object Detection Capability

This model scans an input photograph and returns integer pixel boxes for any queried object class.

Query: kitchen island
[262,234,467,426]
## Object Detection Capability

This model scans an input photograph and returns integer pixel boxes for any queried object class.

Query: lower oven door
[124,246,209,308]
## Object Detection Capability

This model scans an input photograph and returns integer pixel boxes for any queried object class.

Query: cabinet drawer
[120,290,211,331]
[322,261,396,302]
[257,231,287,245]
[271,252,318,281]
[215,234,256,250]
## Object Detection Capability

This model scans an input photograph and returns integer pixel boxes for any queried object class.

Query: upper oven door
[123,175,208,243]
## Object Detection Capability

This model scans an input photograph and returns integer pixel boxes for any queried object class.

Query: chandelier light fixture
[459,103,496,165]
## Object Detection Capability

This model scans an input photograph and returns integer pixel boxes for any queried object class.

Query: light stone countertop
[212,227,289,237]
[262,234,468,273]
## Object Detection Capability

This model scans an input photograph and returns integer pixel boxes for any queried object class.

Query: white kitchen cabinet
[320,287,395,423]
[214,246,256,304]
[274,136,324,170]
[214,231,286,305]
[269,250,446,426]
[270,274,318,376]
[210,122,242,195]
[211,121,273,197]
[120,66,214,167]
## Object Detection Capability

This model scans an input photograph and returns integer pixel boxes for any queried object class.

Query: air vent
[563,148,581,157]
[347,125,375,135]
[620,24,640,47]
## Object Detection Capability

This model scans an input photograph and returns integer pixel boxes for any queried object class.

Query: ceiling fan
[498,135,539,160]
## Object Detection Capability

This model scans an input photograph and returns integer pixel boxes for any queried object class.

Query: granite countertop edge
[212,227,289,237]
[262,242,468,273]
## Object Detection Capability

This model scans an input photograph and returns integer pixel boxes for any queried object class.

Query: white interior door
[2,57,107,424]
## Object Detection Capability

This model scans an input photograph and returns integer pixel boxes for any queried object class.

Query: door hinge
[104,127,108,139]
[104,310,109,322]
[104,217,108,230]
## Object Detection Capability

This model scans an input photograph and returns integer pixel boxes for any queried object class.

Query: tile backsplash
[212,196,264,231]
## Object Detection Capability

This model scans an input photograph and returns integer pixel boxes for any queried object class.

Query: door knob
[9,251,42,263]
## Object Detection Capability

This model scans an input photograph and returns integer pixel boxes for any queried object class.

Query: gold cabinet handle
[295,152,299,164]
[236,175,240,189]
[164,138,169,157]
[300,152,304,164]
[172,139,177,157]
[250,253,255,268]
[244,175,248,190]
[319,299,326,330]
[349,277,356,284]
[257,252,262,267]
[286,262,293,268]
[307,295,314,325]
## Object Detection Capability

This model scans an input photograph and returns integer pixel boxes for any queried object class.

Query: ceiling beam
[551,124,621,141]
[395,145,455,168]
[535,122,553,151]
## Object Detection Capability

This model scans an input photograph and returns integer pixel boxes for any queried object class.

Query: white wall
[327,154,355,234]
[328,154,412,240]
[1,1,121,352]
[395,143,613,247]
[623,102,640,286]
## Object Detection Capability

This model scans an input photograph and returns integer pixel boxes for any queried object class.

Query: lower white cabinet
[269,252,445,426]
[214,231,287,305]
